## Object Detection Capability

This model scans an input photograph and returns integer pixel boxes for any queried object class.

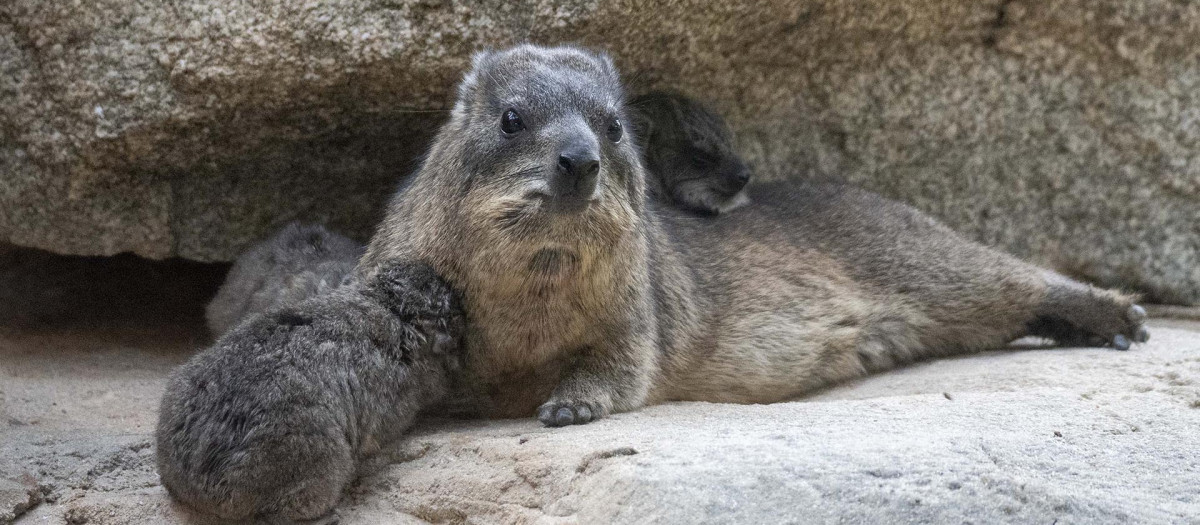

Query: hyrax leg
[1027,270,1149,350]
[537,331,656,427]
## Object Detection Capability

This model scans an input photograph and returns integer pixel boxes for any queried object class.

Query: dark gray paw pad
[537,402,598,427]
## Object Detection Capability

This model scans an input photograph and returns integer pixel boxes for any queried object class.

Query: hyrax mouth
[491,186,601,231]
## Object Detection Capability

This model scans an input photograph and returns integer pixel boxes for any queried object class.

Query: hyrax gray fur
[157,260,463,522]
[360,45,1148,428]
[205,105,742,341]
[629,91,751,214]
[205,222,364,336]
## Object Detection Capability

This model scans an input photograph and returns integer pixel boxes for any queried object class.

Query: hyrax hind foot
[1029,274,1150,350]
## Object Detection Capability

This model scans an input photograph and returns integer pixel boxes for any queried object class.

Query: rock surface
[3,316,1199,524]
[2,0,1199,303]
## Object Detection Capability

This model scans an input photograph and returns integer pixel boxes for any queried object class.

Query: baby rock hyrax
[157,260,464,522]
[360,44,1148,428]
[629,91,751,214]
[205,222,364,336]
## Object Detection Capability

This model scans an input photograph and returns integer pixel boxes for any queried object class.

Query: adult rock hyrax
[205,222,364,336]
[157,260,464,522]
[360,44,1149,427]
[629,91,751,214]
[205,116,734,341]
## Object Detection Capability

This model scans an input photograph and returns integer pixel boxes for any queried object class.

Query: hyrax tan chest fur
[361,44,1148,427]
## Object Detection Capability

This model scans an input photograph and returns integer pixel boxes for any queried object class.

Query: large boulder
[2,0,1198,303]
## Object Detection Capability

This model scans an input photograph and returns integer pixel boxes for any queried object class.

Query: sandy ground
[1,246,1198,523]
[3,319,1199,524]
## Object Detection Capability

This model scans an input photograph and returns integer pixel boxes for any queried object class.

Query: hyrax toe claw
[575,405,593,423]
[537,405,557,426]
[1113,334,1131,351]
[555,407,575,427]
[1134,326,1150,343]
[1128,304,1147,324]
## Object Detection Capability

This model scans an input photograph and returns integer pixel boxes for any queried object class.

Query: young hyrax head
[444,45,645,249]
[630,92,750,214]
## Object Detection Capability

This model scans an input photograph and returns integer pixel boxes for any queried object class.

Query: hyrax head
[439,45,645,248]
[629,92,751,215]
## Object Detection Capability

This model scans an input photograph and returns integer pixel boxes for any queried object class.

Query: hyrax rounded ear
[469,49,495,73]
[456,49,495,103]
[593,51,618,77]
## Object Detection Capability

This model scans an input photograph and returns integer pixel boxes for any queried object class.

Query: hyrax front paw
[537,399,603,427]
[371,260,460,321]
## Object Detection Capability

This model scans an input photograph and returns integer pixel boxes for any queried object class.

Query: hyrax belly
[653,244,901,404]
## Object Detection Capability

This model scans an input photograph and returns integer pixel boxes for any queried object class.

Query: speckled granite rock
[2,0,1198,302]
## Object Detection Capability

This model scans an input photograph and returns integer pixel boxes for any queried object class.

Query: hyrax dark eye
[606,118,623,143]
[500,109,525,134]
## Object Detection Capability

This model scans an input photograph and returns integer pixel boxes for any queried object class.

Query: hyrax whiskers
[157,260,463,523]
[360,45,1148,428]
[205,222,364,336]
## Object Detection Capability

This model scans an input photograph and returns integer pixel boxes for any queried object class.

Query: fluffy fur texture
[629,91,751,214]
[360,45,1148,428]
[157,260,464,523]
[203,98,750,346]
[205,222,364,336]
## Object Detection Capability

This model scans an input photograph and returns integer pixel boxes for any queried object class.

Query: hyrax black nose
[558,145,600,180]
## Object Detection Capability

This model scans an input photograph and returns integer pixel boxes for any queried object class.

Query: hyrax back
[361,44,1147,428]
[205,222,363,336]
[157,260,463,522]
[629,91,751,214]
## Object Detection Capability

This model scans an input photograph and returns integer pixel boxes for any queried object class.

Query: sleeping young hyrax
[157,260,463,522]
[630,91,751,214]
[205,222,364,336]
[360,45,1148,427]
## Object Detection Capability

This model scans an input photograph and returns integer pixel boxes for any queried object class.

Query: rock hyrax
[205,222,363,336]
[630,91,751,214]
[157,260,463,522]
[360,44,1148,427]
[207,107,743,342]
